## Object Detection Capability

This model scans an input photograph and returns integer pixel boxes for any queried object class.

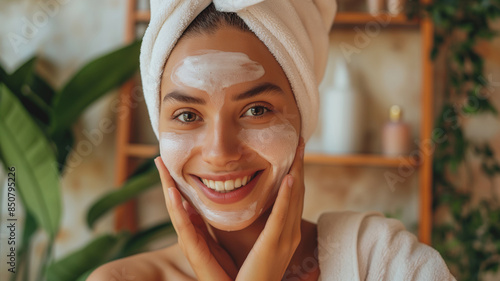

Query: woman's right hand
[155,157,238,281]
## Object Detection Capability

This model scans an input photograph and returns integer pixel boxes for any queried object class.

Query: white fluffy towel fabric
[140,0,337,142]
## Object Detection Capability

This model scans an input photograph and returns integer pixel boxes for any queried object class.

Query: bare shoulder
[87,243,196,281]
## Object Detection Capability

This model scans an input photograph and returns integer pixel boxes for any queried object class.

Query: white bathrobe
[315,211,456,281]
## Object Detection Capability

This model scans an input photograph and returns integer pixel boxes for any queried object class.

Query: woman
[89,1,456,280]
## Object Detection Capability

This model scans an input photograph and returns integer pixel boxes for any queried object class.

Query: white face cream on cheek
[238,122,299,206]
[171,50,265,109]
[159,132,260,231]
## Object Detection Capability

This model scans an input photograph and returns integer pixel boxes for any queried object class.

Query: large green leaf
[52,128,75,173]
[46,234,129,281]
[16,210,38,277]
[1,57,52,126]
[87,158,160,228]
[75,269,94,281]
[0,61,8,83]
[120,221,175,257]
[50,40,142,135]
[0,84,61,237]
[75,269,95,281]
[27,72,56,106]
[9,57,37,90]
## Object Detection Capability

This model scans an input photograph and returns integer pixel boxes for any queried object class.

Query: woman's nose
[201,121,243,168]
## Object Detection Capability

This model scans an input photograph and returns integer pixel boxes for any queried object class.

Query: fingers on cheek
[274,177,291,228]
[183,201,205,228]
[154,157,165,175]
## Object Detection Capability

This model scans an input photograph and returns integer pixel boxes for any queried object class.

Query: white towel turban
[140,0,337,142]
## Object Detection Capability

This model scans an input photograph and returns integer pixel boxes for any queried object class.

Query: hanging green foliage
[410,0,500,279]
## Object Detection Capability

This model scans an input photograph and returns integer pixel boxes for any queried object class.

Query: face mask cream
[160,50,298,230]
[171,50,265,109]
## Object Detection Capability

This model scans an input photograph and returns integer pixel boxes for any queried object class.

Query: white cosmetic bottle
[320,55,365,154]
[387,0,406,15]
[367,0,384,15]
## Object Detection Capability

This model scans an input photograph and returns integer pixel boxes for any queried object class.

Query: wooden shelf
[136,11,150,22]
[304,153,416,167]
[120,0,433,244]
[134,11,418,26]
[334,12,418,26]
[126,144,158,158]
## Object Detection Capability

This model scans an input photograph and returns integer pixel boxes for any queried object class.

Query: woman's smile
[190,169,265,204]
[194,169,261,192]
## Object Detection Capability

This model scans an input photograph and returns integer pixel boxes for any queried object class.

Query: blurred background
[0,0,499,280]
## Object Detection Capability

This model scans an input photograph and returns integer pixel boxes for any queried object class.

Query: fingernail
[287,175,294,188]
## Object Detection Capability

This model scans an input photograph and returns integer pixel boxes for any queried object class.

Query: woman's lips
[191,170,263,204]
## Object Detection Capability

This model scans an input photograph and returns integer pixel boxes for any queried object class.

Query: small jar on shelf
[382,105,411,156]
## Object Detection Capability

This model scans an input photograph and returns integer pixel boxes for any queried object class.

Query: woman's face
[159,25,301,231]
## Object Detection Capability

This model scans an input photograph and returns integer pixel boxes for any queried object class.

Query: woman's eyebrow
[163,91,206,105]
[162,82,284,105]
[232,82,285,101]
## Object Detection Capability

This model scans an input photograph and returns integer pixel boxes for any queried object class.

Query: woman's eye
[243,105,270,118]
[175,111,200,123]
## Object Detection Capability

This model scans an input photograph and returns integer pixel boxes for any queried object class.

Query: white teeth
[225,180,235,191]
[234,178,242,188]
[200,172,257,193]
[215,181,225,191]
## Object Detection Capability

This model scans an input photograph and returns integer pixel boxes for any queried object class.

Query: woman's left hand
[235,136,306,281]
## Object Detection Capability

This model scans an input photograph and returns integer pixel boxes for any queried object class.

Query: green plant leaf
[8,57,37,92]
[46,233,130,281]
[121,221,175,257]
[0,57,52,126]
[0,84,61,238]
[75,269,95,281]
[17,210,38,260]
[28,72,56,106]
[129,156,158,178]
[76,267,97,281]
[52,128,75,173]
[0,61,8,84]
[87,158,160,228]
[50,40,142,136]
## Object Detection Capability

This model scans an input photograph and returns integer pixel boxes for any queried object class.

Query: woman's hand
[236,136,306,281]
[154,136,306,281]
[155,158,237,281]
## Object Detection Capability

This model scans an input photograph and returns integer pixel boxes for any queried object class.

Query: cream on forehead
[171,50,265,107]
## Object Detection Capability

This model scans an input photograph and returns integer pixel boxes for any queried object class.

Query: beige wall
[0,1,499,280]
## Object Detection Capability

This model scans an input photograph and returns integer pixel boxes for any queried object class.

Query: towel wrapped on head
[140,0,337,142]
